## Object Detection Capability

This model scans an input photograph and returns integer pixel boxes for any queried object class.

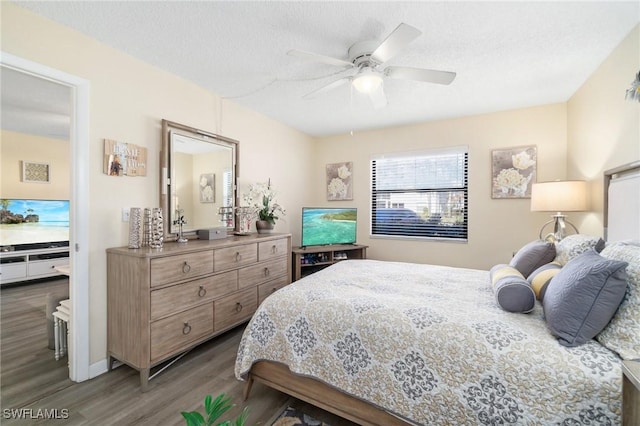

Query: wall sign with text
[103,139,147,177]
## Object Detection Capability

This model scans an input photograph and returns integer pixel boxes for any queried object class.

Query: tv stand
[292,244,368,281]
[0,246,70,285]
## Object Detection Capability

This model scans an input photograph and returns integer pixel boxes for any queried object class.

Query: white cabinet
[0,247,70,285]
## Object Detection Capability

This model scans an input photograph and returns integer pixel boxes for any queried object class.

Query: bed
[235,162,640,425]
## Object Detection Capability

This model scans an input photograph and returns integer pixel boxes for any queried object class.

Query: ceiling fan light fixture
[352,69,383,94]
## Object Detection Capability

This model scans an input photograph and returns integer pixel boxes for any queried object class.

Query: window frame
[370,146,469,242]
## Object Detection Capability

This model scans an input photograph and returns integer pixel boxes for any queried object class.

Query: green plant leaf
[182,393,247,426]
[203,394,213,417]
[206,393,233,425]
[181,411,205,426]
[234,407,250,426]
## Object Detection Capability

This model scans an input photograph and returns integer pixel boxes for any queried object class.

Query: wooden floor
[1,279,357,425]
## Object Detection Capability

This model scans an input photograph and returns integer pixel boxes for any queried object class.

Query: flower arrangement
[242,180,286,225]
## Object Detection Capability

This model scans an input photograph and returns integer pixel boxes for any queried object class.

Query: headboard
[604,160,640,241]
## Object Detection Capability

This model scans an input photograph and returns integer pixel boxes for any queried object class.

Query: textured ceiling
[7,1,640,138]
[1,67,71,140]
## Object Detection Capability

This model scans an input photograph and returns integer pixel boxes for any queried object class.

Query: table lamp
[530,180,588,241]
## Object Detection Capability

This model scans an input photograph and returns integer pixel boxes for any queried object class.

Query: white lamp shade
[352,70,383,93]
[531,180,589,212]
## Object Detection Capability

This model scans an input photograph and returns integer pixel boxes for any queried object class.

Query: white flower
[327,177,347,199]
[241,181,285,224]
[494,168,527,191]
[337,164,351,180]
[512,151,535,170]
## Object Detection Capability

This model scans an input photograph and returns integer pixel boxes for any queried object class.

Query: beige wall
[315,104,568,270]
[3,3,638,372]
[2,3,315,365]
[567,24,640,237]
[0,130,70,200]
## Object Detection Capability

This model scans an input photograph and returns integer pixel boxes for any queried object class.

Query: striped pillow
[527,262,562,301]
[490,264,536,313]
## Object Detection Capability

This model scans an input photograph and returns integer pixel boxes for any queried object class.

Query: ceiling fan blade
[385,66,456,85]
[303,77,351,99]
[288,49,354,68]
[370,23,421,65]
[368,85,388,109]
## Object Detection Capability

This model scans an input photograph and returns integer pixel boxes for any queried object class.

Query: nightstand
[622,360,640,426]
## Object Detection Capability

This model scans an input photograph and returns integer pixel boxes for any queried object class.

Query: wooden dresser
[106,233,291,390]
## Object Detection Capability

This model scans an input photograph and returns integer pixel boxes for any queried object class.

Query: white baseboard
[89,358,109,379]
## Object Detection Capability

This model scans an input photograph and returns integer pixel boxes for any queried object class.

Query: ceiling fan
[288,23,456,109]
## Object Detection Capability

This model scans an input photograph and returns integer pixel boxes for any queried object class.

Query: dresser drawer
[150,270,238,320]
[150,251,214,287]
[214,287,257,332]
[239,257,288,289]
[214,243,257,272]
[258,275,290,305]
[258,238,289,261]
[150,303,213,363]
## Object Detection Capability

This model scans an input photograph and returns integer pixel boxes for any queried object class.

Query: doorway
[1,52,90,382]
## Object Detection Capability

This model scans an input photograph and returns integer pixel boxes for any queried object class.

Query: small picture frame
[22,161,51,183]
[199,173,215,203]
[491,146,537,199]
[326,162,353,201]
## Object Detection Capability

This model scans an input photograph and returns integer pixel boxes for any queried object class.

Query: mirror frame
[160,119,239,241]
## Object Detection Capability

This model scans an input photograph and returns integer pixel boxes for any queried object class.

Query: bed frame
[244,361,412,425]
[244,161,640,425]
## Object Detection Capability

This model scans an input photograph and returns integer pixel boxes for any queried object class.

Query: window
[370,146,468,240]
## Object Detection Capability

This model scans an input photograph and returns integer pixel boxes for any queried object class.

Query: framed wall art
[491,146,537,199]
[199,173,215,203]
[326,162,353,201]
[22,161,51,183]
[103,139,148,177]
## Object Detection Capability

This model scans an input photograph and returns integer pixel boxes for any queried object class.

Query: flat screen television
[301,207,357,247]
[0,199,70,249]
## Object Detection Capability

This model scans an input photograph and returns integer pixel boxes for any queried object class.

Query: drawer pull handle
[264,267,270,277]
[271,245,277,254]
[182,322,192,335]
[198,286,206,297]
[182,262,191,274]
[235,302,243,313]
[235,252,241,262]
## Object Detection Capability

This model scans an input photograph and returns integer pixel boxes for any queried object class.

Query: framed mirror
[161,120,239,240]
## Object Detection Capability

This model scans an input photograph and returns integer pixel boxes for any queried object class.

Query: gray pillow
[490,264,536,313]
[543,249,628,347]
[509,240,556,278]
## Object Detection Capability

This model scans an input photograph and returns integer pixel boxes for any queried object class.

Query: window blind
[371,146,468,240]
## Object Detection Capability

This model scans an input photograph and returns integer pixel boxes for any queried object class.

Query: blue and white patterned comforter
[235,260,621,425]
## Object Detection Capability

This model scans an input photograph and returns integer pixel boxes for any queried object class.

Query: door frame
[1,52,90,381]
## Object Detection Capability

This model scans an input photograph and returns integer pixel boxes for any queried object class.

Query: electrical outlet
[122,208,130,222]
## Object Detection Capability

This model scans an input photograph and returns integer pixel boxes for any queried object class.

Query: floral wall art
[199,173,215,203]
[326,162,353,201]
[491,146,537,199]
